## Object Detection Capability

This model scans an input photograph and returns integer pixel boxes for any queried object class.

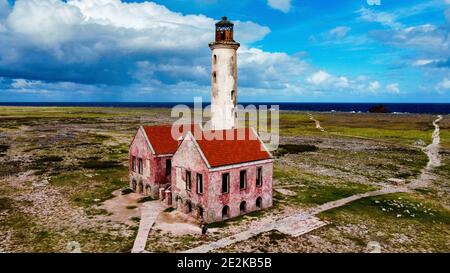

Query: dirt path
[424,115,443,170]
[181,185,409,253]
[181,116,443,253]
[409,115,443,189]
[308,113,326,132]
[131,201,166,253]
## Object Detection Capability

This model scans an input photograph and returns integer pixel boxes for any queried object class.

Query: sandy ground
[99,190,143,225]
[154,211,203,235]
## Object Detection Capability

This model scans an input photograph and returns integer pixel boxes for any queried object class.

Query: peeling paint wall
[171,136,210,218]
[171,135,273,223]
[129,129,171,197]
[207,162,273,222]
[211,45,238,130]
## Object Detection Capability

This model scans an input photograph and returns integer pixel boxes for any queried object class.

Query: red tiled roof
[143,124,200,155]
[194,128,272,168]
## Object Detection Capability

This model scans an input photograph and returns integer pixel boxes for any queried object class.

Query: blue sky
[0,0,449,102]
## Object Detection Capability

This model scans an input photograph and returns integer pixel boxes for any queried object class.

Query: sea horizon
[0,102,449,114]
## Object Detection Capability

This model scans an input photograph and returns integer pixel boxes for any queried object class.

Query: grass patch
[0,197,13,211]
[287,183,378,206]
[268,230,288,242]
[320,192,450,225]
[131,216,140,222]
[274,144,318,156]
[164,207,175,213]
[50,168,127,213]
[317,192,450,252]
[0,144,9,155]
[80,159,122,169]
[137,196,156,203]
[121,188,134,195]
[35,156,64,163]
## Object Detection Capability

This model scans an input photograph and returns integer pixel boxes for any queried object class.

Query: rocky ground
[0,107,448,252]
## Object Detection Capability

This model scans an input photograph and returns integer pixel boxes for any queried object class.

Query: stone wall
[129,128,171,198]
[171,134,273,223]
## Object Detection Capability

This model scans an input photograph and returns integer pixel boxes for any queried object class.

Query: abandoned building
[129,124,200,197]
[129,17,274,223]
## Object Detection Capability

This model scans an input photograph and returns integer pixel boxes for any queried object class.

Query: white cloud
[368,81,381,92]
[307,70,354,89]
[234,21,270,44]
[6,0,269,50]
[386,83,400,93]
[7,78,105,96]
[357,7,402,28]
[238,47,309,89]
[307,70,331,85]
[413,59,434,66]
[11,79,44,88]
[1,0,408,101]
[329,26,351,39]
[335,76,350,88]
[436,78,450,90]
[267,0,292,13]
[369,24,449,58]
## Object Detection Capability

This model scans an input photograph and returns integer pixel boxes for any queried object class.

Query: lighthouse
[209,17,240,130]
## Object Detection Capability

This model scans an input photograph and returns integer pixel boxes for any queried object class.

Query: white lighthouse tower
[209,16,240,130]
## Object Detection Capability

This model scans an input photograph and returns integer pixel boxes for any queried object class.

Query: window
[222,205,229,219]
[198,206,204,219]
[240,170,247,190]
[256,197,262,209]
[138,158,143,174]
[186,171,191,191]
[213,72,217,83]
[256,167,263,187]
[221,173,230,194]
[197,173,203,194]
[186,201,192,213]
[213,55,217,64]
[132,156,136,172]
[231,90,235,100]
[165,159,171,176]
[240,201,247,214]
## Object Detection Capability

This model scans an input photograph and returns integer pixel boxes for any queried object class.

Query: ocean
[0,102,449,114]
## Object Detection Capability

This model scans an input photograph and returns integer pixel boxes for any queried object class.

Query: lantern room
[215,16,236,43]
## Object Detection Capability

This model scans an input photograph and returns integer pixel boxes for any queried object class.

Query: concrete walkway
[181,116,443,253]
[131,201,166,253]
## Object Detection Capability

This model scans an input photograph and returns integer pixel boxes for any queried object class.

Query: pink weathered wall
[153,155,172,185]
[129,128,171,197]
[171,135,273,223]
[207,161,273,222]
[171,136,210,217]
